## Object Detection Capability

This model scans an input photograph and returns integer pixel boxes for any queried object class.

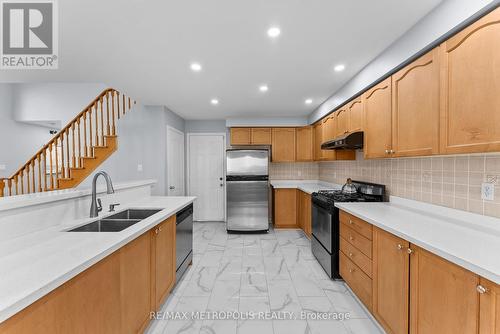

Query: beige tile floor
[146,222,383,334]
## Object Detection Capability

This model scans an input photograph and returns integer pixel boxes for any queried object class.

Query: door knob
[220,183,224,187]
[476,285,488,294]
[219,177,223,181]
[169,186,175,190]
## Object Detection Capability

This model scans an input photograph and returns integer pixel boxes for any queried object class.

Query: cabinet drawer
[340,223,372,258]
[340,252,372,310]
[339,210,372,240]
[340,237,372,278]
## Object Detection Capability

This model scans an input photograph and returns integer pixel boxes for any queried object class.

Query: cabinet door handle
[349,235,354,241]
[407,248,413,254]
[159,226,162,232]
[155,228,158,234]
[397,244,403,250]
[385,149,390,154]
[349,268,355,273]
[476,285,488,294]
[349,219,354,225]
[349,252,353,258]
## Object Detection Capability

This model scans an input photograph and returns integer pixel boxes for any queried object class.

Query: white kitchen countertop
[336,197,500,285]
[0,195,195,323]
[270,180,341,194]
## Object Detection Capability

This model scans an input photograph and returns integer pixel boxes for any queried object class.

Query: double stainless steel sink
[67,209,162,232]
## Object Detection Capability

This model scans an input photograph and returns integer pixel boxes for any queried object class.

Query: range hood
[321,131,364,150]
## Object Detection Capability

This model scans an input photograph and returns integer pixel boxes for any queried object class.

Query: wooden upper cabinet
[479,277,500,334]
[363,77,392,159]
[251,128,272,145]
[440,7,500,154]
[154,216,176,310]
[336,107,349,137]
[322,117,336,161]
[313,122,324,161]
[230,128,251,145]
[392,48,440,157]
[373,228,410,334]
[409,245,480,334]
[348,98,363,133]
[296,126,313,161]
[272,128,296,162]
[323,114,336,142]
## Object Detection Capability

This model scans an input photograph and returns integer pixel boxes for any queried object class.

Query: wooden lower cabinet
[372,228,410,334]
[273,188,297,228]
[341,213,500,334]
[121,233,153,334]
[153,215,176,309]
[0,216,177,333]
[409,245,480,334]
[479,278,500,334]
[298,190,311,237]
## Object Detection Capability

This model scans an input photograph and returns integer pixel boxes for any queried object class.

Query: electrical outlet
[481,182,495,201]
[137,164,143,172]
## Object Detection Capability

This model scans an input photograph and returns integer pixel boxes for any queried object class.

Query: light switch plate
[137,164,143,172]
[481,182,495,201]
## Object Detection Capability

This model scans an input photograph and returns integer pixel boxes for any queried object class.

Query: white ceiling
[0,0,443,120]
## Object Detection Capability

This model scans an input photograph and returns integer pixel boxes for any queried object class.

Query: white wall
[226,117,308,127]
[79,105,186,196]
[185,120,227,133]
[0,84,53,177]
[12,83,107,125]
[309,0,498,123]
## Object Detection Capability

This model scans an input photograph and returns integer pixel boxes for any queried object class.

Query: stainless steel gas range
[311,180,385,279]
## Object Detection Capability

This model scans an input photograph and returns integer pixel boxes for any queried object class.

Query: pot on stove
[341,178,357,194]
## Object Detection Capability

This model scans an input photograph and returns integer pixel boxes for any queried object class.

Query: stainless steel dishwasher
[176,204,193,281]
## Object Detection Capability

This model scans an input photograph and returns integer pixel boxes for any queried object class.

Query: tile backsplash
[319,151,500,219]
[270,162,319,180]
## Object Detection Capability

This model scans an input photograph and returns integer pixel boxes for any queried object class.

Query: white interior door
[188,133,225,221]
[166,126,185,196]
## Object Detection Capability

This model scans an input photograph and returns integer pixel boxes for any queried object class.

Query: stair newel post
[111,91,116,135]
[106,91,111,136]
[128,97,131,111]
[0,179,4,197]
[37,154,42,192]
[71,123,76,168]
[83,111,88,157]
[54,139,59,188]
[100,96,104,145]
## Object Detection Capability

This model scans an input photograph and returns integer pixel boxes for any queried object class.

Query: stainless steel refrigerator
[226,149,269,232]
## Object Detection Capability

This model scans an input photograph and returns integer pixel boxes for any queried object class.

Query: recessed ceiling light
[305,99,313,105]
[259,85,269,92]
[190,62,202,72]
[334,64,345,72]
[267,27,281,38]
[211,99,219,105]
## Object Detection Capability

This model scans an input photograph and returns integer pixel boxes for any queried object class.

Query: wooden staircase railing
[0,88,136,197]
